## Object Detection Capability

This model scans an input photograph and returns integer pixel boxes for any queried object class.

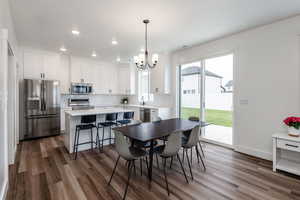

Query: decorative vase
[288,126,300,137]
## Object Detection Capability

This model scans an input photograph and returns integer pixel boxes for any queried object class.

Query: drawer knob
[285,144,299,148]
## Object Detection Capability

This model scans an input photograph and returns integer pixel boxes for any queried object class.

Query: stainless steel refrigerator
[21,79,60,140]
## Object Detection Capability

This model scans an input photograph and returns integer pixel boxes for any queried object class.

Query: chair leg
[90,128,93,151]
[163,158,170,196]
[195,145,200,163]
[196,145,206,171]
[156,154,160,169]
[198,141,205,158]
[73,128,77,155]
[182,149,185,163]
[108,155,120,185]
[123,161,133,200]
[96,127,100,151]
[109,127,112,145]
[102,127,105,151]
[185,149,193,180]
[190,148,193,165]
[145,156,149,171]
[74,129,80,160]
[177,153,189,183]
[133,160,136,175]
[140,158,143,176]
[169,156,173,169]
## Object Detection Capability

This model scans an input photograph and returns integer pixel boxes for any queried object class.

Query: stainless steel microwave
[70,83,93,95]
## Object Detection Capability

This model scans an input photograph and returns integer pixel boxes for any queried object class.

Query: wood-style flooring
[6,136,300,200]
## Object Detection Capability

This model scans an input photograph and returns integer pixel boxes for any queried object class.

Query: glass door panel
[203,54,233,145]
[180,62,202,120]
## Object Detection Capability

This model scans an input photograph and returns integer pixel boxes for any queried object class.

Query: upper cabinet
[118,63,135,95]
[150,52,171,94]
[23,49,70,94]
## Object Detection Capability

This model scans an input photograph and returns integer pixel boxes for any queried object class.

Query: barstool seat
[98,121,118,127]
[77,124,96,130]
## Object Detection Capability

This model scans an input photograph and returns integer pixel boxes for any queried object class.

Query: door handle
[285,144,299,148]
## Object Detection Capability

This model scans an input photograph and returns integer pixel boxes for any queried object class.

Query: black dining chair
[73,115,98,160]
[97,113,118,151]
[117,112,134,126]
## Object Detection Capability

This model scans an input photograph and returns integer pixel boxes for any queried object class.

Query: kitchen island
[64,107,134,153]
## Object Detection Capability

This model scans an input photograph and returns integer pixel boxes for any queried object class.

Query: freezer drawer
[23,115,60,140]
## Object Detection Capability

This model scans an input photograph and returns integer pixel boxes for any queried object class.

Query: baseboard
[0,178,8,200]
[234,145,272,161]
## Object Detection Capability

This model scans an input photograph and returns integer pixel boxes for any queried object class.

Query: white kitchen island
[64,107,134,153]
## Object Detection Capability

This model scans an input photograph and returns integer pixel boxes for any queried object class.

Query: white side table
[272,133,300,176]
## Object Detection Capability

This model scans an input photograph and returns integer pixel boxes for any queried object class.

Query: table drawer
[277,139,300,152]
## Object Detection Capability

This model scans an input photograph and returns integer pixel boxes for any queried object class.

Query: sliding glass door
[179,54,233,146]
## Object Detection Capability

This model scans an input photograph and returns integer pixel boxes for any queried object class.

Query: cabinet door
[23,51,44,79]
[70,57,82,83]
[93,64,106,94]
[58,55,70,94]
[43,54,60,80]
[103,64,119,94]
[118,66,130,94]
[81,61,96,84]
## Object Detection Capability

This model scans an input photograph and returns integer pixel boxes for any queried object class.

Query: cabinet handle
[285,144,299,148]
[41,73,43,79]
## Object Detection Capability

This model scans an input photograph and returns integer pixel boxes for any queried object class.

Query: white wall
[172,15,300,160]
[0,0,19,199]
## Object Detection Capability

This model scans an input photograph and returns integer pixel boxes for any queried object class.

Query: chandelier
[134,19,158,70]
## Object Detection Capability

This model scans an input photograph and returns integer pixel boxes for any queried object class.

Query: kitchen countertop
[65,107,134,117]
[121,104,170,109]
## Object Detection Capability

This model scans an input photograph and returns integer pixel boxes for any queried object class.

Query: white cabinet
[150,52,171,94]
[23,51,44,79]
[43,54,60,80]
[273,133,300,176]
[118,64,135,95]
[70,57,94,83]
[23,49,70,94]
[58,55,70,94]
[23,50,60,80]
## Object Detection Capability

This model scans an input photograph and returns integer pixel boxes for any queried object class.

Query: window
[138,70,153,102]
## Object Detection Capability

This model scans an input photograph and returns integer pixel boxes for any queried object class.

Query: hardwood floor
[6,136,300,200]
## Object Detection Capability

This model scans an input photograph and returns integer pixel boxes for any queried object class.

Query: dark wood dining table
[113,118,210,187]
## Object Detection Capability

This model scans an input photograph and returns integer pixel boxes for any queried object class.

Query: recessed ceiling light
[60,46,67,52]
[116,57,121,62]
[91,51,97,57]
[112,38,118,45]
[140,48,145,52]
[72,30,80,35]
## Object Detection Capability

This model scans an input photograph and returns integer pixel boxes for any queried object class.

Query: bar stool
[117,112,134,126]
[73,115,97,160]
[97,113,118,151]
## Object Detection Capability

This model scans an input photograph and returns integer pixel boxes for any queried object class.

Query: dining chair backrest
[106,113,118,121]
[115,130,133,160]
[161,131,182,157]
[152,116,162,122]
[185,125,200,148]
[124,112,134,120]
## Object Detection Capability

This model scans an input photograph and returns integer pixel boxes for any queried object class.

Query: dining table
[113,118,210,187]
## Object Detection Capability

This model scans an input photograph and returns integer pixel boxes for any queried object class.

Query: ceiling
[10,0,300,62]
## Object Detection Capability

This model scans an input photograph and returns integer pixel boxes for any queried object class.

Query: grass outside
[181,107,232,127]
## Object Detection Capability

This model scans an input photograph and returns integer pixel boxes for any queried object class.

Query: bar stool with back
[98,113,118,151]
[73,115,98,160]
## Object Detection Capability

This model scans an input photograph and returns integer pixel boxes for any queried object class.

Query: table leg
[148,140,154,189]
